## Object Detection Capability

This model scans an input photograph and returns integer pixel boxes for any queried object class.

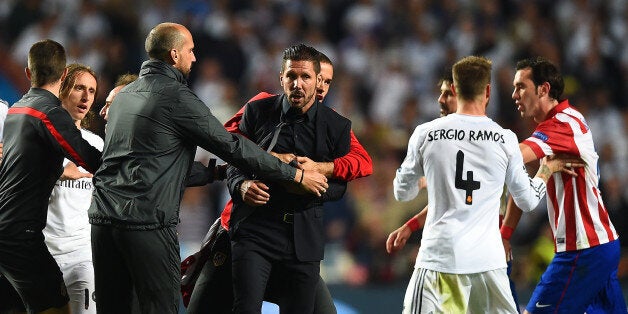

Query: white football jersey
[0,99,8,139]
[394,114,546,274]
[44,129,103,262]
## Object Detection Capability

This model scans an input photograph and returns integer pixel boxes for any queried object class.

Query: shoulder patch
[532,131,548,142]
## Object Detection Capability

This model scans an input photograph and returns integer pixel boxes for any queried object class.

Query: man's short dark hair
[145,23,184,61]
[27,39,66,87]
[316,51,333,67]
[516,57,564,101]
[438,66,453,86]
[281,44,321,74]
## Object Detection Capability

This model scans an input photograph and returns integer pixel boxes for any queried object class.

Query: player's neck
[456,100,487,117]
[37,81,63,98]
[534,99,559,123]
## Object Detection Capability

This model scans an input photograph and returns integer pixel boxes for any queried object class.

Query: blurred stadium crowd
[1,0,627,299]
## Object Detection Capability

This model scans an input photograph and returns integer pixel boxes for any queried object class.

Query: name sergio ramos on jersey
[427,128,505,143]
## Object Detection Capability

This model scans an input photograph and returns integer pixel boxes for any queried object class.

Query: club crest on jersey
[213,251,227,266]
[532,131,548,142]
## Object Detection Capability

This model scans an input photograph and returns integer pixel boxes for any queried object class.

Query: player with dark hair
[185,49,372,314]
[225,43,352,313]
[503,56,626,314]
[0,39,101,314]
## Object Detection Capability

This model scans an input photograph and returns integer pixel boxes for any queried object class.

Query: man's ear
[25,67,31,81]
[169,49,178,65]
[279,73,283,87]
[450,83,456,97]
[539,82,551,98]
[59,67,68,83]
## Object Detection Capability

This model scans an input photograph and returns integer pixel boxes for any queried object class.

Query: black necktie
[261,111,304,152]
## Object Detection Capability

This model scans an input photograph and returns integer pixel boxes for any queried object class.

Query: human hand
[297,169,328,196]
[386,224,413,254]
[295,156,317,171]
[239,180,270,206]
[296,156,334,177]
[537,154,585,181]
[271,152,297,164]
[502,238,513,262]
[60,162,92,180]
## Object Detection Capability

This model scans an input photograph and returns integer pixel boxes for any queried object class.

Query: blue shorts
[526,240,626,313]
[507,260,521,314]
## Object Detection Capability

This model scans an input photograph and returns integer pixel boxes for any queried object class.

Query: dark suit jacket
[226,94,351,261]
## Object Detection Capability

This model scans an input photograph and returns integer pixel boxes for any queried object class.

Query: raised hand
[60,162,93,180]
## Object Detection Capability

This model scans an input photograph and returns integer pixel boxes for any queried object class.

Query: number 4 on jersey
[455,150,480,205]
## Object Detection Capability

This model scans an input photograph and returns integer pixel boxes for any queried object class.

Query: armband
[500,225,514,240]
[404,216,421,232]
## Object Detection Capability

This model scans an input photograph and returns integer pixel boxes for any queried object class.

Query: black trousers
[186,224,337,314]
[0,234,68,312]
[187,226,233,314]
[91,225,180,314]
[231,214,319,314]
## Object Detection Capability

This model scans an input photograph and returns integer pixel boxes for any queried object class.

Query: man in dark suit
[226,44,351,313]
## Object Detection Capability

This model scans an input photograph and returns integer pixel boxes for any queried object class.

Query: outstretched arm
[226,94,370,184]
[502,143,584,259]
[386,205,428,254]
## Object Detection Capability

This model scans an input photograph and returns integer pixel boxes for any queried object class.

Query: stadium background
[1,0,627,312]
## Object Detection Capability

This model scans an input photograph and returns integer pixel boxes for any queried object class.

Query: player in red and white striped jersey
[503,57,626,314]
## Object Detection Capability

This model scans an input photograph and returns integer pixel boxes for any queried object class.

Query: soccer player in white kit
[44,64,101,313]
[393,56,581,314]
[0,99,7,162]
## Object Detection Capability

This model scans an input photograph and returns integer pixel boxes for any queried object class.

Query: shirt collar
[281,96,318,122]
[544,99,570,121]
[139,59,188,85]
[29,88,61,106]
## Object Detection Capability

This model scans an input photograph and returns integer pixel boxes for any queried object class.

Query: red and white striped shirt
[522,100,618,252]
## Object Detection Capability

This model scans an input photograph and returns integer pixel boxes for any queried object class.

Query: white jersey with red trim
[394,114,547,273]
[44,129,103,262]
[522,100,618,253]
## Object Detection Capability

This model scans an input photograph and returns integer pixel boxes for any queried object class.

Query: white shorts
[57,259,96,314]
[403,268,517,314]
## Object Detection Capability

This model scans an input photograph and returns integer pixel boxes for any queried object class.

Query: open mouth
[77,104,89,113]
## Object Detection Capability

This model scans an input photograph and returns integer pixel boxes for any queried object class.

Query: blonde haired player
[44,63,102,313]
